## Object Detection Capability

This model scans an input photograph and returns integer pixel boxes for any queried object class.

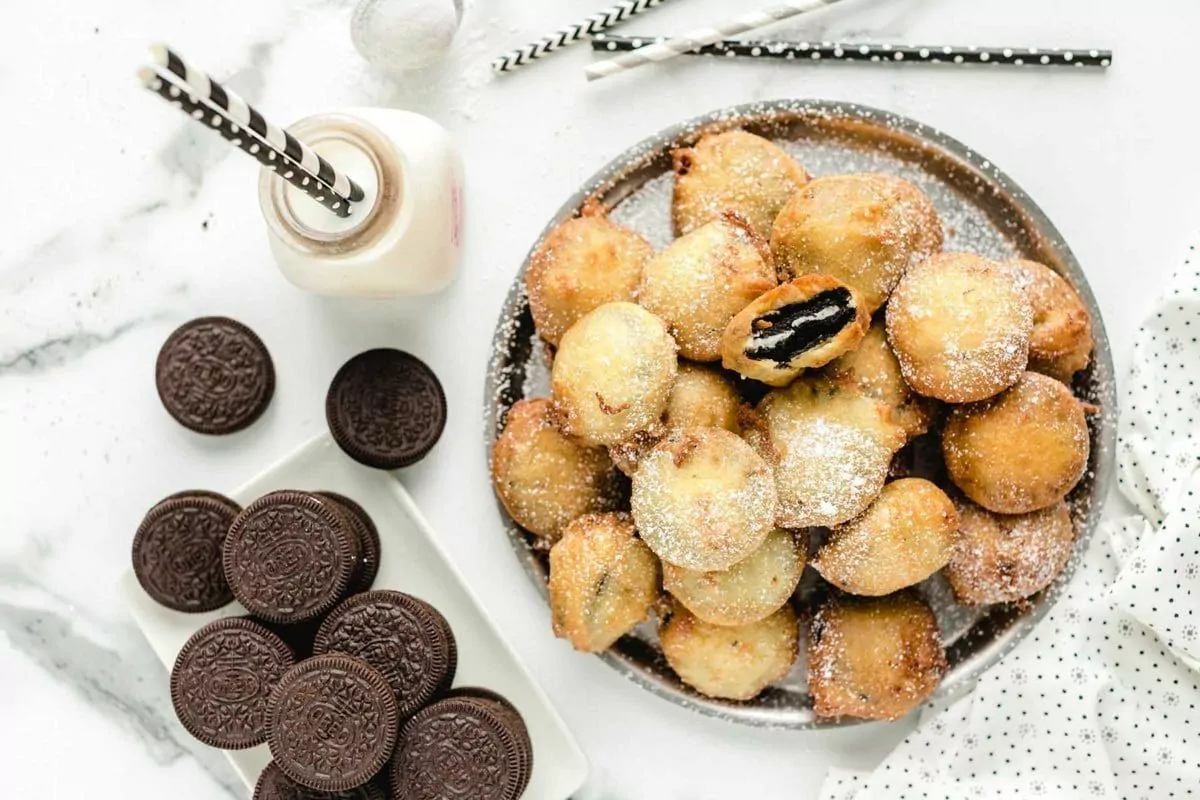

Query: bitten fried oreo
[314,590,457,719]
[318,491,382,593]
[170,617,295,750]
[720,275,870,386]
[133,494,239,612]
[224,491,358,624]
[391,696,531,800]
[156,316,275,434]
[268,655,399,792]
[326,349,447,470]
[253,762,386,800]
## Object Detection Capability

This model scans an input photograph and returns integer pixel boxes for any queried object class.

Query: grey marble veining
[0,0,1188,798]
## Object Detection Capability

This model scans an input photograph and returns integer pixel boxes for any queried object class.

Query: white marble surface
[2,1,1197,798]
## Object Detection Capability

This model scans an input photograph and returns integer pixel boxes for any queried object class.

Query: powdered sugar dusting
[483,100,1117,729]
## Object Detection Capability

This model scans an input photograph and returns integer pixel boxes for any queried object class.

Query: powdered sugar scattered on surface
[483,100,1117,729]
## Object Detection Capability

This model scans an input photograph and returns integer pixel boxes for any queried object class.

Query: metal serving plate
[484,100,1116,729]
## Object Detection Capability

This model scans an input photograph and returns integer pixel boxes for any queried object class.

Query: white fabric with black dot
[822,245,1200,799]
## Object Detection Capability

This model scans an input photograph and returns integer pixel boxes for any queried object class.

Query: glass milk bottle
[258,108,463,297]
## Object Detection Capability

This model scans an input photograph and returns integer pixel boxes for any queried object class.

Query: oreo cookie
[317,491,381,593]
[161,490,242,513]
[156,316,275,435]
[223,491,357,624]
[314,590,457,719]
[170,617,295,750]
[251,616,326,661]
[253,761,385,800]
[390,696,530,800]
[267,654,399,792]
[325,349,447,470]
[133,494,239,612]
[441,688,532,796]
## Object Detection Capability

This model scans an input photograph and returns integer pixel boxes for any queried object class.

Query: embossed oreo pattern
[441,690,533,796]
[314,591,457,718]
[252,761,386,800]
[155,317,275,435]
[325,349,447,469]
[391,698,523,800]
[224,491,356,624]
[268,655,399,792]
[170,618,295,750]
[133,495,238,612]
[318,492,381,593]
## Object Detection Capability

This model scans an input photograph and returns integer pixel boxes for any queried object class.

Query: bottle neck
[259,113,402,257]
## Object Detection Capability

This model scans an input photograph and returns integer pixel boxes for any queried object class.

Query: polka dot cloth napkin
[821,250,1200,800]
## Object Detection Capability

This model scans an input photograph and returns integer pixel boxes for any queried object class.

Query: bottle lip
[258,112,402,257]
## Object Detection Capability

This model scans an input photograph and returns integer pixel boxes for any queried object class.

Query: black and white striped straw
[492,0,674,74]
[140,44,363,218]
[591,35,1114,68]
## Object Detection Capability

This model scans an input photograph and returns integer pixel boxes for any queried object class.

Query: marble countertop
[2,0,1196,797]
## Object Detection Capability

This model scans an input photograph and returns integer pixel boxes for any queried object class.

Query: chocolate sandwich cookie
[156,316,275,435]
[170,617,295,750]
[390,697,530,800]
[268,654,399,792]
[224,491,357,624]
[314,590,457,719]
[325,349,447,470]
[133,495,239,612]
[253,761,386,800]
[441,688,532,796]
[317,492,381,593]
[161,490,242,513]
[251,616,326,661]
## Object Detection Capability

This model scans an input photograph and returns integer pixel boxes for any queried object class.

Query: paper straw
[492,0,675,74]
[591,35,1114,68]
[141,45,362,217]
[584,0,843,82]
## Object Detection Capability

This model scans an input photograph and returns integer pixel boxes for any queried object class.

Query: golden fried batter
[720,275,869,386]
[639,211,776,362]
[947,500,1076,606]
[491,398,623,540]
[665,362,743,433]
[1006,258,1094,382]
[812,478,957,596]
[770,174,943,313]
[886,252,1033,403]
[607,362,743,476]
[672,129,809,237]
[525,201,653,346]
[548,513,660,652]
[808,592,946,721]
[745,377,905,528]
[660,602,798,700]
[551,302,678,447]
[823,319,935,440]
[943,371,1089,514]
[631,427,776,571]
[663,528,804,626]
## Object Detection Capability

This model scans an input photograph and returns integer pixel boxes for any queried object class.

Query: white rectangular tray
[122,432,588,799]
